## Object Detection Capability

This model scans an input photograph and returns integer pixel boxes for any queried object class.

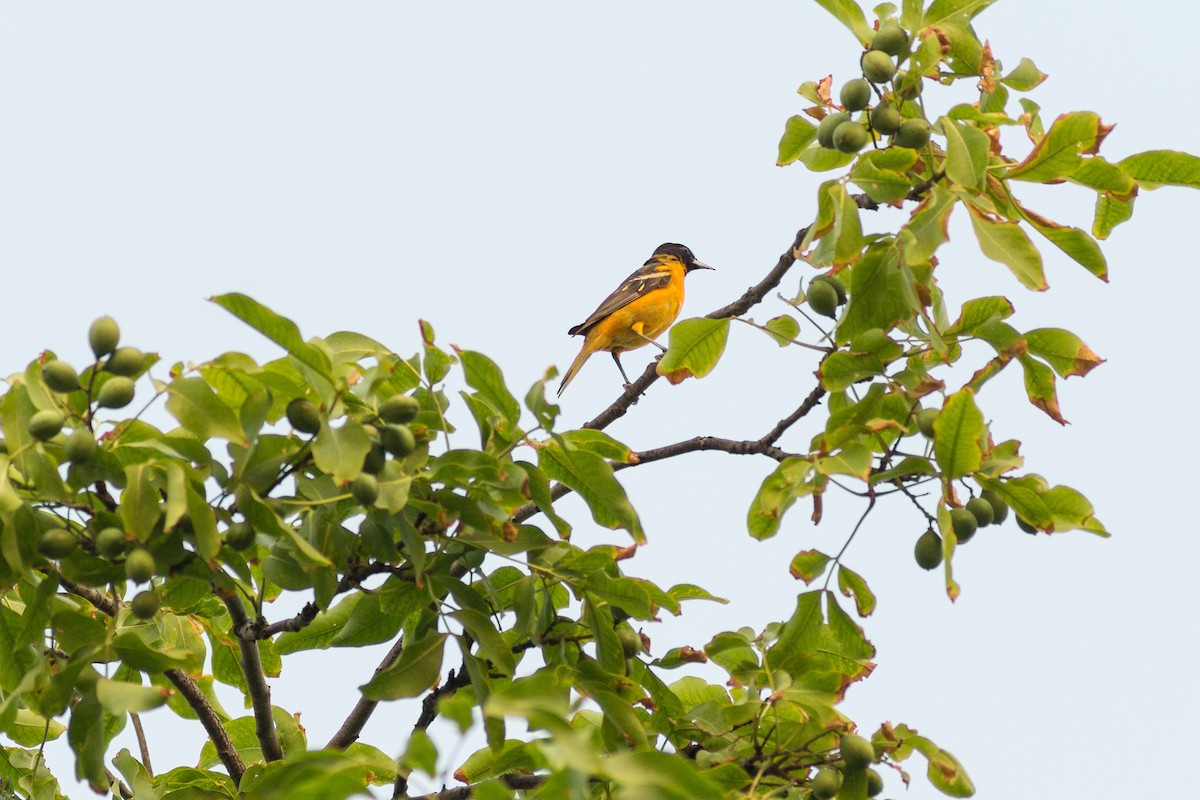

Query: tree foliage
[2,2,1198,799]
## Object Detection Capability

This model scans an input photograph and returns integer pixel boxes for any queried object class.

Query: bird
[558,243,713,396]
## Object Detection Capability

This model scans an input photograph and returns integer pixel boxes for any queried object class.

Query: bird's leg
[611,351,633,386]
[633,330,668,352]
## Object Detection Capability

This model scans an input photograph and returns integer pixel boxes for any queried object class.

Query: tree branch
[326,635,407,750]
[393,663,474,798]
[405,774,547,800]
[217,588,284,763]
[55,573,247,784]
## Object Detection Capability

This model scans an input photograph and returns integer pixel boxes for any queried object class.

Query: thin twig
[217,587,284,762]
[130,712,153,776]
[326,635,407,750]
[405,774,548,800]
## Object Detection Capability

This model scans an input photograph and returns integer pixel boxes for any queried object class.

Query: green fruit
[914,529,943,570]
[38,528,77,560]
[871,24,910,57]
[916,408,938,438]
[88,316,121,359]
[894,118,932,149]
[125,548,156,583]
[894,70,923,100]
[811,767,842,800]
[807,280,840,318]
[64,429,97,463]
[861,50,897,83]
[29,410,66,441]
[817,112,851,149]
[351,473,379,507]
[981,489,1009,524]
[105,347,145,377]
[380,424,416,458]
[361,443,386,475]
[966,497,994,527]
[616,627,644,658]
[95,527,128,559]
[1016,516,1038,534]
[97,377,136,409]
[950,508,978,543]
[42,360,81,392]
[869,104,902,134]
[130,590,160,619]
[840,733,875,769]
[285,398,322,434]
[840,78,872,112]
[379,394,420,424]
[224,522,256,551]
[812,275,848,304]
[866,767,884,797]
[833,121,870,153]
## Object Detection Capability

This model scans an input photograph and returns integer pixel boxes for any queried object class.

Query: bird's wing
[567,262,673,336]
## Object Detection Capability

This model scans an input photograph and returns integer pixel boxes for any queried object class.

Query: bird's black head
[653,242,714,272]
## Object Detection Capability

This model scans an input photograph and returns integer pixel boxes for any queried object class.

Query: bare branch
[162,668,246,783]
[130,712,153,777]
[404,774,547,800]
[326,635,407,750]
[218,588,284,762]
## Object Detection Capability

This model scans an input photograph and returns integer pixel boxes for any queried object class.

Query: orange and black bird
[558,243,713,396]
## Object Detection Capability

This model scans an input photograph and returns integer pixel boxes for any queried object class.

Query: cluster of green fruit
[806,274,848,319]
[284,392,420,509]
[37,524,161,618]
[815,22,932,155]
[810,733,884,799]
[23,315,148,462]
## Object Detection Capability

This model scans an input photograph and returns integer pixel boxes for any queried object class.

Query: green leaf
[120,463,162,541]
[539,439,644,543]
[4,708,66,747]
[210,293,333,381]
[765,591,874,690]
[941,118,990,189]
[811,0,872,43]
[925,0,996,27]
[836,564,876,616]
[1024,328,1104,378]
[837,242,913,342]
[68,690,108,791]
[746,458,813,540]
[606,750,726,800]
[763,314,800,346]
[95,677,170,715]
[777,115,818,166]
[831,182,865,265]
[1120,150,1200,189]
[166,377,248,444]
[945,296,1014,336]
[1093,191,1135,240]
[312,418,372,485]
[331,592,405,648]
[453,608,516,676]
[933,388,984,479]
[1041,484,1109,536]
[900,184,956,265]
[967,205,1046,290]
[657,318,730,383]
[789,550,831,584]
[1017,205,1108,281]
[360,632,447,701]
[112,749,159,800]
[276,595,360,654]
[1008,112,1108,183]
[1018,354,1065,424]
[1002,57,1046,91]
[460,350,522,435]
[798,143,857,172]
[851,149,919,203]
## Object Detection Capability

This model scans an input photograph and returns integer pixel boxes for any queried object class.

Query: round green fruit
[105,347,145,377]
[817,112,851,149]
[916,407,938,438]
[807,279,840,318]
[64,429,97,463]
[285,398,322,434]
[950,508,978,543]
[379,394,420,424]
[29,410,66,441]
[866,767,884,797]
[42,360,81,393]
[811,767,842,800]
[966,497,994,527]
[88,316,120,359]
[812,275,847,304]
[361,443,386,475]
[869,104,902,134]
[840,78,872,112]
[130,590,160,620]
[224,522,256,551]
[840,733,875,769]
[914,529,943,570]
[871,24,910,57]
[894,118,932,149]
[380,424,416,458]
[38,528,77,560]
[861,50,897,83]
[95,527,128,559]
[1016,516,1038,534]
[97,377,136,409]
[351,473,379,507]
[125,548,156,583]
[833,121,870,153]
[981,489,1009,524]
[616,627,644,658]
[894,70,924,100]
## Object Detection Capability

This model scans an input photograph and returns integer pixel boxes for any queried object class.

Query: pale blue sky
[2,2,1197,798]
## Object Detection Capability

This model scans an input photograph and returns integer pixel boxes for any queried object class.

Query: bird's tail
[557,347,594,397]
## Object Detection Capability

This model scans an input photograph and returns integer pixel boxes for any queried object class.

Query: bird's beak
[690,261,715,272]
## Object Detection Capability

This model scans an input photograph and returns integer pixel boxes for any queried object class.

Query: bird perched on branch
[558,243,713,396]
